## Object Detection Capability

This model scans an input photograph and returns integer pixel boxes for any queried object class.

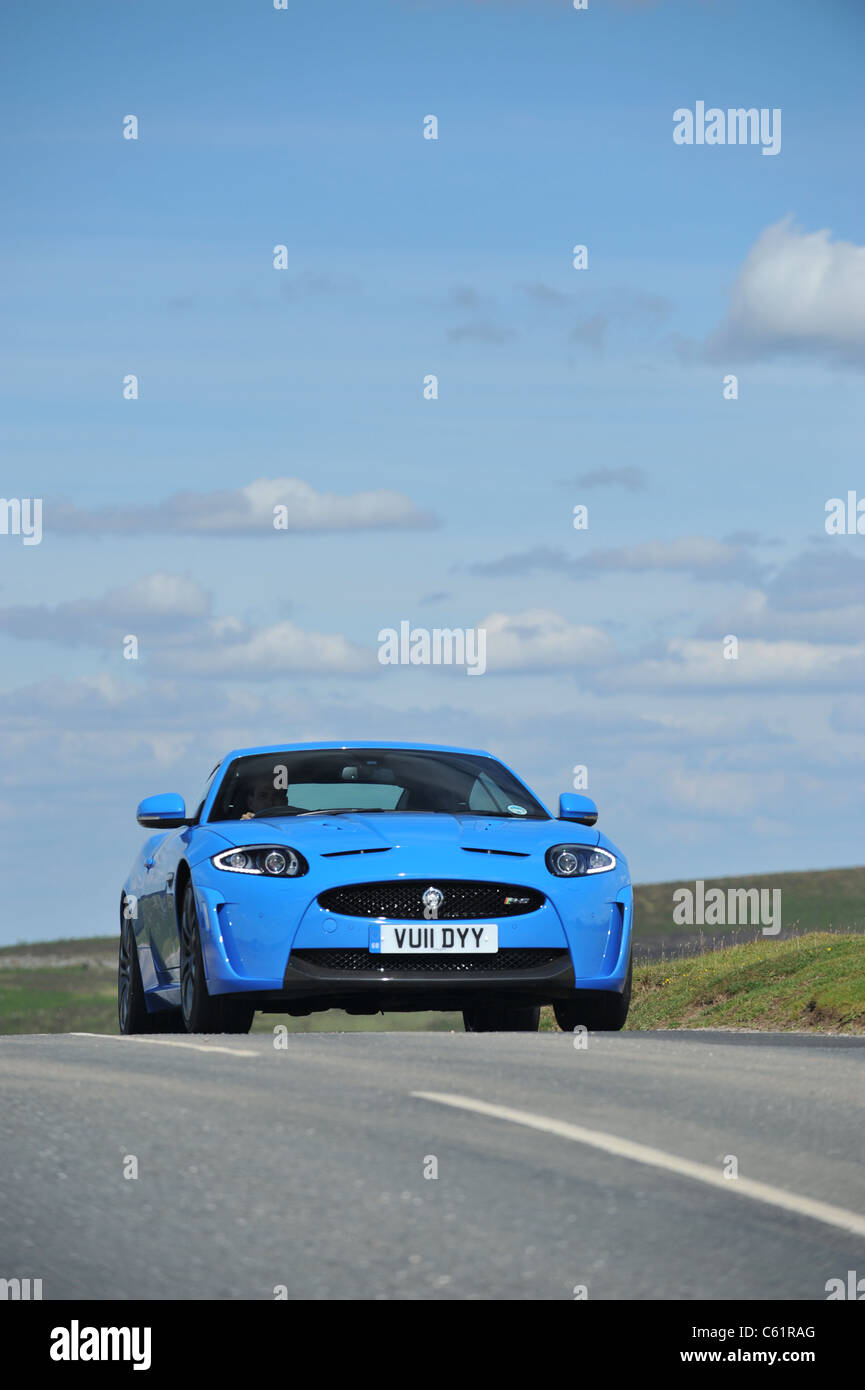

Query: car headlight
[546,844,616,876]
[211,846,307,877]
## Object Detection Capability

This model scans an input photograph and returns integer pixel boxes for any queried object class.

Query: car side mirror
[558,793,598,826]
[137,793,191,829]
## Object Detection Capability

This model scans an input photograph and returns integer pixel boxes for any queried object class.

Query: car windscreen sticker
[507,804,527,815]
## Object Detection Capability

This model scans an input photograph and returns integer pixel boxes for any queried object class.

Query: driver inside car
[240,775,284,820]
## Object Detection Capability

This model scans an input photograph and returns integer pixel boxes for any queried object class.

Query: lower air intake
[290,948,568,975]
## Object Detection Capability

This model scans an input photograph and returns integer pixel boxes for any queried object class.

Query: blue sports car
[118,742,633,1034]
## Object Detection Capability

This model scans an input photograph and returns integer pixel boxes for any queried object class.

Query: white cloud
[593,536,760,580]
[470,535,764,585]
[105,572,211,618]
[0,575,376,677]
[706,217,865,362]
[481,609,615,672]
[603,637,865,692]
[158,618,375,678]
[49,477,435,536]
[697,548,865,643]
[0,572,211,644]
[703,587,865,644]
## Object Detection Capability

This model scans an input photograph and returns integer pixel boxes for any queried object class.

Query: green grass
[623,932,865,1032]
[0,942,461,1035]
[0,964,118,1035]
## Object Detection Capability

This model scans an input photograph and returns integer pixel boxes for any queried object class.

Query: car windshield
[207,748,549,822]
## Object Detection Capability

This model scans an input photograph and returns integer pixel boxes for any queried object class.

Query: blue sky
[1,0,864,942]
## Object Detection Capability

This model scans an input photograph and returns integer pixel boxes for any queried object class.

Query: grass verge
[622,932,865,1032]
[0,950,461,1034]
[3,928,865,1036]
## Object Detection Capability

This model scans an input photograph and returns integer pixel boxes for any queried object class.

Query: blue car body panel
[121,742,633,1014]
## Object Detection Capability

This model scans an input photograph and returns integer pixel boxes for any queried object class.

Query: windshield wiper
[248,806,389,819]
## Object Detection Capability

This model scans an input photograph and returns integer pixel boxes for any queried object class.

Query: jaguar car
[118,742,633,1034]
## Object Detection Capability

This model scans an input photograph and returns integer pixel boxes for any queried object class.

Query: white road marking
[70,1032,257,1057]
[413,1091,865,1240]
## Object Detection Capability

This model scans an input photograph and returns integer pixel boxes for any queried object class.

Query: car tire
[462,1003,541,1032]
[179,883,254,1034]
[554,959,632,1033]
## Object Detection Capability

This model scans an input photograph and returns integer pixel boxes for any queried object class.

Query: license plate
[371,923,499,954]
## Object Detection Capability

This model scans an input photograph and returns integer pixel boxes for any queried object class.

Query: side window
[193,766,220,824]
[468,775,501,813]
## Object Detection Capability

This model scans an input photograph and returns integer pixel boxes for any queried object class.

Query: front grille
[290,947,568,975]
[317,879,543,920]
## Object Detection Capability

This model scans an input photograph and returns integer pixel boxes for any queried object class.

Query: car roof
[220,741,494,762]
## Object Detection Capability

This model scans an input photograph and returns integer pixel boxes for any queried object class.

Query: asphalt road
[1,1030,864,1300]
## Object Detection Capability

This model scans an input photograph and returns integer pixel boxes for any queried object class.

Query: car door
[147,767,220,980]
[142,827,191,981]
